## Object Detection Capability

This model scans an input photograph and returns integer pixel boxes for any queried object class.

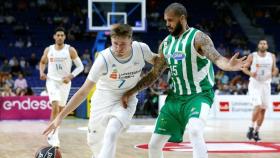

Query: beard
[258,47,267,52]
[169,22,183,36]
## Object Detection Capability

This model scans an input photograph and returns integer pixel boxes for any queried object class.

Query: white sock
[188,118,208,158]
[148,133,170,158]
[98,117,123,158]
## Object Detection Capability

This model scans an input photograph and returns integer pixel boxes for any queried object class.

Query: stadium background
[0,0,280,118]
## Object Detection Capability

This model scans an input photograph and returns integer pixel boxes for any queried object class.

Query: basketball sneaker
[47,132,60,147]
[253,131,261,142]
[246,127,254,140]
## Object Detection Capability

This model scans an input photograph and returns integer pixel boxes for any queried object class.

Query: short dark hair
[54,27,66,34]
[164,3,188,19]
[258,38,267,42]
[110,24,133,38]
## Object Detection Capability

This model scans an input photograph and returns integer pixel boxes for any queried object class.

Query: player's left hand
[62,74,74,84]
[228,52,247,71]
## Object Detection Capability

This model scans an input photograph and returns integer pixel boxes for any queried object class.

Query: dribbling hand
[43,116,62,136]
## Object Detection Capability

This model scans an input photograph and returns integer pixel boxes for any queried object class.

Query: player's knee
[188,118,204,138]
[87,130,102,147]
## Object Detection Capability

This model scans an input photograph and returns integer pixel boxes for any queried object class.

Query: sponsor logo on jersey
[219,101,230,112]
[273,101,280,112]
[110,72,118,79]
[172,52,185,60]
[110,64,118,79]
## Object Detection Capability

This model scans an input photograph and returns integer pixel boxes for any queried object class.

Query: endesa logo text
[2,98,51,110]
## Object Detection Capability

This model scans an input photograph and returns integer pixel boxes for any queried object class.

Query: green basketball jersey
[162,28,215,95]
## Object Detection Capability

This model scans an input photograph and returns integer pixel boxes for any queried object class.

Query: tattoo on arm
[129,55,167,94]
[196,32,222,64]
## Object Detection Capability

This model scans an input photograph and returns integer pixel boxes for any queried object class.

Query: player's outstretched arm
[195,32,247,71]
[43,79,95,135]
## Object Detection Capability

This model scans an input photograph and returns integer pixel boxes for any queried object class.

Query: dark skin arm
[194,32,246,71]
[121,43,168,108]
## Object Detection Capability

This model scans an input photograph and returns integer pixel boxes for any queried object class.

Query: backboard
[88,0,146,32]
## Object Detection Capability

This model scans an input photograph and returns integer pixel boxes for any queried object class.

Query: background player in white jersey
[242,39,278,141]
[43,24,155,158]
[39,27,84,147]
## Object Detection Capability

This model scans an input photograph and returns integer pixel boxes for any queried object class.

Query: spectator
[217,43,227,56]
[28,53,39,68]
[11,60,22,76]
[0,84,16,97]
[14,73,28,90]
[19,56,26,69]
[243,46,251,56]
[4,74,14,88]
[0,59,11,74]
[25,87,34,96]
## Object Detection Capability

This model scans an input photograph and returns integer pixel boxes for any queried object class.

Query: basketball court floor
[0,118,279,158]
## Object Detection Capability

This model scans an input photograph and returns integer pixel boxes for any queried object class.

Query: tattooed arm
[121,42,168,108]
[194,32,246,71]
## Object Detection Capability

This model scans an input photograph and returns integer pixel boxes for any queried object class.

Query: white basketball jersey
[95,41,148,94]
[47,44,72,81]
[250,52,273,83]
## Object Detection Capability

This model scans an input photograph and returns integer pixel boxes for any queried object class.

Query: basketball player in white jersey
[242,39,278,141]
[39,27,84,147]
[43,24,156,158]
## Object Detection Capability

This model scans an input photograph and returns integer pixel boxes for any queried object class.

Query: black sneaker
[253,131,261,142]
[246,127,254,140]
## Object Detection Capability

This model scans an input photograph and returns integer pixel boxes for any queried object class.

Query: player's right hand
[121,91,133,109]
[42,115,62,136]
[40,73,47,80]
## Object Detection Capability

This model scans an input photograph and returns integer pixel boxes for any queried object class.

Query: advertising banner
[0,96,51,120]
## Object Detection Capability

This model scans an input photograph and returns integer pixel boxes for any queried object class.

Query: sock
[188,118,208,158]
[255,126,260,132]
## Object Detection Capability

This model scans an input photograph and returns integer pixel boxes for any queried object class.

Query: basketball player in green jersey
[122,3,246,158]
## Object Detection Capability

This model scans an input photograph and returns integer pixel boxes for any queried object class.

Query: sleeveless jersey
[95,41,150,94]
[250,52,273,83]
[47,44,72,81]
[162,28,214,95]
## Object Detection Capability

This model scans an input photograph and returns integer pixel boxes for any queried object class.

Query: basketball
[35,146,62,158]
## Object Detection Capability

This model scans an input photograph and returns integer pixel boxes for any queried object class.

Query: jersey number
[56,64,63,71]
[118,80,126,88]
[170,65,178,76]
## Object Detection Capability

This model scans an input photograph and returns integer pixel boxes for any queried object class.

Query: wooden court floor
[0,118,279,158]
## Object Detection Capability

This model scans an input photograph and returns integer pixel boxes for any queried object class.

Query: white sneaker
[47,132,60,147]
